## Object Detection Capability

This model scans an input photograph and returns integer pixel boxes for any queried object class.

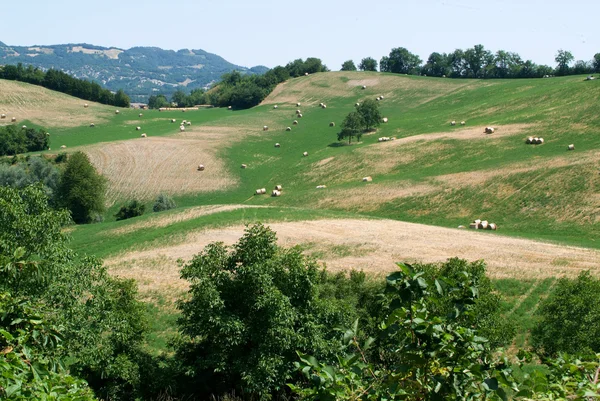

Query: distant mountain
[0,42,269,102]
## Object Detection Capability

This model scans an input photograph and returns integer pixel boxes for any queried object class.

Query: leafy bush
[58,151,106,224]
[0,125,49,156]
[0,157,61,205]
[532,272,600,356]
[115,199,146,220]
[153,193,176,212]
[175,224,353,400]
[54,152,68,163]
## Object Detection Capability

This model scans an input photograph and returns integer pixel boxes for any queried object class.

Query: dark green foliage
[291,261,513,400]
[341,60,357,71]
[532,272,600,356]
[554,49,574,76]
[115,199,146,220]
[422,52,451,77]
[0,185,149,400]
[175,224,352,400]
[0,124,49,156]
[337,111,365,144]
[0,157,61,205]
[355,98,381,131]
[54,152,68,163]
[0,63,129,106]
[358,57,378,71]
[285,57,328,77]
[594,53,600,72]
[153,193,177,212]
[58,151,106,224]
[148,94,169,109]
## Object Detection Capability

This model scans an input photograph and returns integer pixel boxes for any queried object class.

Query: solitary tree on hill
[359,57,378,71]
[555,49,574,76]
[356,98,382,131]
[341,60,357,71]
[337,111,365,144]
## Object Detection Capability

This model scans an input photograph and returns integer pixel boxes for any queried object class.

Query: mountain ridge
[0,42,269,102]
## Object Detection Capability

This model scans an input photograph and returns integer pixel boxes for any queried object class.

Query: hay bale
[329,122,335,127]
[480,220,489,229]
[136,126,141,131]
[303,151,308,157]
[0,114,5,119]
[228,106,232,110]
[296,109,301,114]
[355,103,360,107]
[180,125,185,132]
[171,119,176,123]
[271,189,281,197]
[293,120,298,125]
[380,96,384,99]
[538,138,544,144]
[115,110,120,114]
[141,133,147,138]
[320,103,324,107]
[568,144,575,150]
[378,137,384,142]
[484,127,494,134]
[322,104,327,109]
[305,72,309,76]
[286,127,291,131]
[461,121,466,125]
[382,117,388,123]
[60,145,66,149]
[526,137,533,144]
[488,223,497,230]
[22,125,27,129]
[376,97,380,101]
[84,104,88,108]
[11,117,16,122]
[139,113,143,117]
[275,185,282,191]
[457,225,466,229]
[261,188,266,194]
[469,223,478,229]
[274,105,278,109]
[298,113,303,118]
[451,121,456,126]
[362,176,372,182]
[473,219,481,224]
[89,123,95,127]
[186,121,191,126]
[316,185,327,189]
[256,189,263,195]
[241,164,247,169]
[275,143,281,148]
[296,102,301,106]
[263,125,268,131]
[362,85,367,89]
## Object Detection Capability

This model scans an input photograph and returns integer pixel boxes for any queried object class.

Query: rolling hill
[0,41,268,102]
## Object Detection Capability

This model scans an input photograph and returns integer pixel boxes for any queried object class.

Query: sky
[2,0,598,70]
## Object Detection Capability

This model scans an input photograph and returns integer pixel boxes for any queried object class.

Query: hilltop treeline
[369,44,600,78]
[149,57,328,110]
[0,63,130,107]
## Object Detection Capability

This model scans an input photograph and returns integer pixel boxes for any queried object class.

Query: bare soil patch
[391,124,533,145]
[0,79,112,128]
[86,126,240,205]
[105,218,600,295]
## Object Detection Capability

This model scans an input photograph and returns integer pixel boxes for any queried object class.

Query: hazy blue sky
[3,0,598,69]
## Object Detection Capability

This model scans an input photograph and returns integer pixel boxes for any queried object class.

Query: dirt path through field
[106,218,600,296]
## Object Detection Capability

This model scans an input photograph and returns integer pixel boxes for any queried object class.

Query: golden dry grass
[104,218,600,294]
[86,126,241,205]
[0,79,112,128]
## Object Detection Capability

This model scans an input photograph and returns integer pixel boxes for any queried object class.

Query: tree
[337,111,365,144]
[148,94,169,109]
[355,98,381,131]
[114,89,130,108]
[153,193,176,212]
[594,53,600,72]
[57,151,106,224]
[464,44,493,78]
[341,60,357,71]
[171,89,188,107]
[555,49,574,76]
[532,272,600,356]
[175,224,352,399]
[380,47,422,74]
[422,52,450,77]
[359,57,378,71]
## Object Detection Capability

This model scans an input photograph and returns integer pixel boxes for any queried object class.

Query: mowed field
[3,73,600,277]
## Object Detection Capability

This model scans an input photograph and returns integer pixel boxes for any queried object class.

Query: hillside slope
[0,42,268,101]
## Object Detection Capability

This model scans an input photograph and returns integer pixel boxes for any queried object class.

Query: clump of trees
[0,63,130,107]
[115,199,145,220]
[359,57,378,71]
[0,125,49,156]
[337,98,382,144]
[153,193,176,212]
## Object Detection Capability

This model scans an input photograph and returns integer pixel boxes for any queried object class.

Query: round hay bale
[460,121,466,125]
[0,114,5,119]
[141,133,147,138]
[196,164,205,171]
[319,103,324,107]
[382,117,388,123]
[305,72,309,76]
[271,190,281,197]
[274,105,278,109]
[89,123,95,127]
[136,126,141,131]
[60,145,66,149]
[469,223,478,229]
[84,104,88,108]
[362,85,367,89]
[296,102,301,106]
[275,143,281,148]
[22,125,27,129]
[275,185,282,191]
[316,185,326,189]
[296,109,301,114]
[228,106,232,110]
[568,144,575,150]
[293,120,298,125]
[11,117,16,122]
[186,121,191,126]
[256,189,262,195]
[298,113,303,118]
[484,127,494,134]
[488,223,497,230]
[303,151,308,157]
[115,110,120,114]
[286,127,291,131]
[355,103,360,107]
[241,164,247,169]
[451,121,456,126]
[481,220,489,229]
[380,96,384,99]
[263,125,268,131]
[376,97,380,101]
[526,137,533,144]
[139,113,143,117]
[362,176,372,182]
[322,104,327,109]
[473,219,482,224]
[180,125,185,132]
[171,119,176,123]
[457,225,466,229]
[261,188,266,194]
[329,122,335,127]
[538,138,544,144]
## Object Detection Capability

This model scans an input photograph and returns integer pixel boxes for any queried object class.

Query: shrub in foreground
[115,199,146,220]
